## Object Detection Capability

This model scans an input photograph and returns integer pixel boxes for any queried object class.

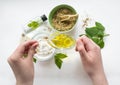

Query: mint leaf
[54,53,68,69]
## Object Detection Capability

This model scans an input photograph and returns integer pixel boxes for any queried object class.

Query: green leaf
[97,30,104,37]
[33,57,37,63]
[92,37,99,44]
[91,37,104,48]
[80,21,109,49]
[54,53,68,69]
[79,34,86,37]
[98,39,104,48]
[55,58,63,69]
[23,54,37,63]
[104,34,110,37]
[54,53,67,59]
[85,27,98,37]
[95,22,105,31]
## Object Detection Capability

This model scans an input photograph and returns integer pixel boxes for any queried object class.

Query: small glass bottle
[24,14,47,34]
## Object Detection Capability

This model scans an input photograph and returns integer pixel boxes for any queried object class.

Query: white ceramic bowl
[32,32,55,61]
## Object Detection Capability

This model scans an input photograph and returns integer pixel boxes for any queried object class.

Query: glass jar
[24,14,47,34]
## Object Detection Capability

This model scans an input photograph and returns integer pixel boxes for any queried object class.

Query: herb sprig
[54,53,68,69]
[80,22,109,48]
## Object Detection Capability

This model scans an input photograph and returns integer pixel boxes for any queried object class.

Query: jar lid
[41,14,47,22]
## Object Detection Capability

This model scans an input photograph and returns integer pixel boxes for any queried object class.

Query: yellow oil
[51,34,75,48]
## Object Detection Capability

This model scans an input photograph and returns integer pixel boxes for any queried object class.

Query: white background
[0,0,120,85]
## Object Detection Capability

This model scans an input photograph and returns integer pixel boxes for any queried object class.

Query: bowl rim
[49,4,78,33]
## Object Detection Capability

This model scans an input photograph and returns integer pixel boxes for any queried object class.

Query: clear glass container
[24,14,47,34]
[49,32,76,50]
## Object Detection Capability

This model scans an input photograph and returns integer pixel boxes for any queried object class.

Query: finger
[27,42,39,60]
[75,46,78,51]
[8,40,38,64]
[23,40,38,49]
[75,43,78,51]
[76,37,87,57]
[16,40,38,54]
[81,36,99,52]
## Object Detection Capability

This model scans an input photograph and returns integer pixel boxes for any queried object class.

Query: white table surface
[0,0,120,85]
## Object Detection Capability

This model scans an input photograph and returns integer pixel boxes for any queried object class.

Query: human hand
[76,36,108,85]
[8,40,38,85]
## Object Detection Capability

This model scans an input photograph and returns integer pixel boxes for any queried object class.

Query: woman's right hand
[76,36,108,85]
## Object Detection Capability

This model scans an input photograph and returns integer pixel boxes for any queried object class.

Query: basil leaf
[92,37,99,44]
[97,30,104,38]
[85,27,98,37]
[98,39,104,48]
[55,58,63,69]
[54,53,68,69]
[33,57,37,63]
[95,22,105,31]
[80,21,109,49]
[54,53,67,59]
